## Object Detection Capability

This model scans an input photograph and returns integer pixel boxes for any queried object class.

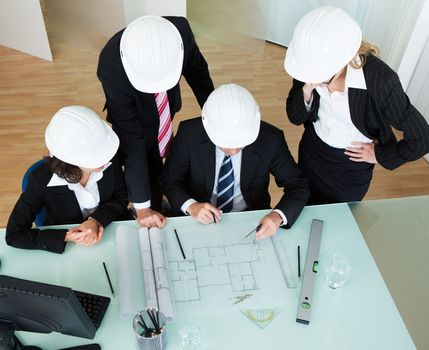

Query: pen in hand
[238,224,262,243]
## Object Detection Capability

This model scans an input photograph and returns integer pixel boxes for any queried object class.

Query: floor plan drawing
[162,218,294,311]
[167,240,271,308]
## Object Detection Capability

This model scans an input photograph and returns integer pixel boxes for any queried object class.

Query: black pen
[297,245,301,278]
[212,211,217,224]
[174,228,186,259]
[238,224,262,243]
[102,262,115,297]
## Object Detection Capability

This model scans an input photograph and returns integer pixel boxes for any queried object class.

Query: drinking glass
[326,253,352,289]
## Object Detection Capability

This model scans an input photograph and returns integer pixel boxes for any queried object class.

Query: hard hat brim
[121,48,184,93]
[284,45,360,84]
[284,5,362,84]
[45,108,120,169]
[202,113,261,149]
[77,125,119,169]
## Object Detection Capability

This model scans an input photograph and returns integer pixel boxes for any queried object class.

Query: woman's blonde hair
[350,40,381,68]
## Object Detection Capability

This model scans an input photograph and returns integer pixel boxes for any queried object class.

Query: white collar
[345,62,367,90]
[47,162,111,187]
[215,147,243,158]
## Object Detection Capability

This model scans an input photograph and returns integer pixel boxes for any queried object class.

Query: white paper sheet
[163,223,293,311]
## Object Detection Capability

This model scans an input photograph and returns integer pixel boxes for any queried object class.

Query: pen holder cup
[133,311,167,350]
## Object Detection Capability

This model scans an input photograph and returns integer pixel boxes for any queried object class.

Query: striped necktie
[154,91,173,158]
[216,155,234,212]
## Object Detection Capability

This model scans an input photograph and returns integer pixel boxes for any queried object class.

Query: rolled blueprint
[139,227,175,320]
[115,225,146,319]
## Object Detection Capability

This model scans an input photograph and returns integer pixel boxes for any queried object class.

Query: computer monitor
[0,275,97,350]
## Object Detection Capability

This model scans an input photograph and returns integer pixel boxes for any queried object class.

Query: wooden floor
[0,16,428,228]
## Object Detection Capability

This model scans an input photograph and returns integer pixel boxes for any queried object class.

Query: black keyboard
[73,290,110,329]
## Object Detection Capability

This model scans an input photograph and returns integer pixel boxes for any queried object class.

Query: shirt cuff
[181,199,197,215]
[273,209,288,227]
[304,96,313,111]
[133,200,151,209]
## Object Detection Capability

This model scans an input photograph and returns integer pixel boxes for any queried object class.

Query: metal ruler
[271,235,297,289]
[296,219,323,325]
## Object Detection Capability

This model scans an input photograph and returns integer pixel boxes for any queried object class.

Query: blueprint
[115,225,175,320]
[116,220,296,316]
[163,224,293,311]
[139,227,175,320]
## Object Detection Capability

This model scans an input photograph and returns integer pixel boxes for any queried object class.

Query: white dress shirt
[133,200,151,209]
[47,163,111,218]
[307,63,373,149]
[181,148,287,225]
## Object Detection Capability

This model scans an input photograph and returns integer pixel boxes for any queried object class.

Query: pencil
[174,228,186,259]
[137,311,148,331]
[102,261,115,297]
[212,211,217,224]
[297,245,301,278]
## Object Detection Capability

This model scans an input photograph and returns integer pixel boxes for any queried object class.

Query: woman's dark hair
[43,156,82,183]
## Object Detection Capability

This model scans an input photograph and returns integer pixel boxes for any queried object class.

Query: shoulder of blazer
[29,162,54,188]
[163,16,195,69]
[178,117,206,137]
[177,117,211,148]
[164,16,192,38]
[97,28,130,90]
[363,55,398,92]
[246,121,284,154]
[258,121,284,140]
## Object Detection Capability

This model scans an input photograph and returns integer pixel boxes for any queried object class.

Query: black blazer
[286,55,429,170]
[6,160,130,254]
[159,118,310,228]
[97,16,214,202]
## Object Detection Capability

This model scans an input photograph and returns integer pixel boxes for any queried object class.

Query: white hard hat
[120,16,184,93]
[202,84,260,148]
[284,6,362,84]
[45,106,119,169]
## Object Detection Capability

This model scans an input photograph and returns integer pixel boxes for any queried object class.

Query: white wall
[0,0,52,61]
[409,40,429,163]
[142,0,186,17]
[398,0,429,162]
[123,0,186,25]
[122,0,146,24]
[397,0,429,90]
[44,0,126,49]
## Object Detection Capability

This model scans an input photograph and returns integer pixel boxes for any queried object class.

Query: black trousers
[298,123,374,205]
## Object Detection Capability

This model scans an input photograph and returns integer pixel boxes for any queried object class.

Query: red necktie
[154,91,173,158]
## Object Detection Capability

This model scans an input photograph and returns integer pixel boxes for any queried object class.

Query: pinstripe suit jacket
[286,55,429,170]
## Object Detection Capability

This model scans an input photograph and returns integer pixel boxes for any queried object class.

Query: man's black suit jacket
[159,118,310,228]
[97,16,214,203]
[6,160,129,254]
[286,55,429,170]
